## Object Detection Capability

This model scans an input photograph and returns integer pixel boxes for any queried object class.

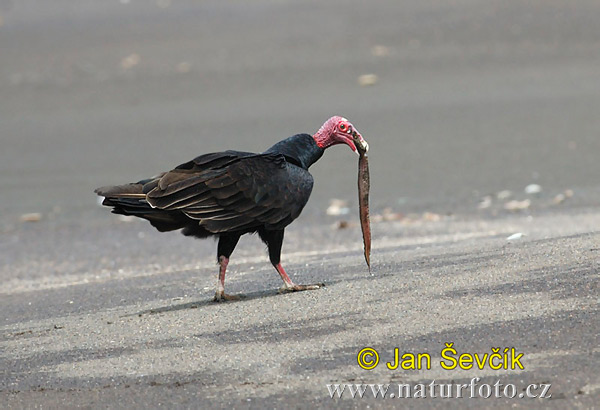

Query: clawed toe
[279,283,325,293]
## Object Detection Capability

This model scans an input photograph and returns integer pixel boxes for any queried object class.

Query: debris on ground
[506,232,526,241]
[553,193,566,204]
[504,199,531,211]
[478,195,493,209]
[357,74,378,86]
[120,53,140,70]
[497,190,512,200]
[326,199,350,216]
[525,184,542,195]
[336,220,351,229]
[372,208,404,223]
[20,213,42,222]
[553,189,574,205]
[422,212,442,222]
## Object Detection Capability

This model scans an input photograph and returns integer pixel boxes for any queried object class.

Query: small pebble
[478,196,492,209]
[326,199,349,216]
[121,53,140,70]
[552,189,573,204]
[525,184,542,195]
[504,199,531,211]
[496,190,512,200]
[358,74,378,86]
[20,213,42,222]
[553,194,566,205]
[337,220,349,229]
[422,212,441,222]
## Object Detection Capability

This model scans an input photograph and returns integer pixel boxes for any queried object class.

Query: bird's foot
[213,291,243,302]
[279,283,325,293]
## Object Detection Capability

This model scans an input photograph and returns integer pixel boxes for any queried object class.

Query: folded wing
[145,151,314,233]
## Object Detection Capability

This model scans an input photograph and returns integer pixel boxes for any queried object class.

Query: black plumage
[95,116,368,301]
[96,134,324,300]
[97,135,322,235]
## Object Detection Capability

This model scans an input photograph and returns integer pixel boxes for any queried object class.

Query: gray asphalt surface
[1,0,599,408]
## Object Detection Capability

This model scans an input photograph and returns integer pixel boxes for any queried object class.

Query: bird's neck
[264,134,325,170]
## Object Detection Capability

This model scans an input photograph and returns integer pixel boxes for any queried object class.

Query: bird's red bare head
[313,116,369,154]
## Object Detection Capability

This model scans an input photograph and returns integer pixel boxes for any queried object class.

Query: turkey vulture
[95,116,369,301]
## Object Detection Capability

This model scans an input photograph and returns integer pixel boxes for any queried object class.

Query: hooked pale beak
[352,131,369,154]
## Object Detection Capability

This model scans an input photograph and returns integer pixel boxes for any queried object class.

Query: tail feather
[96,183,193,233]
[95,182,146,197]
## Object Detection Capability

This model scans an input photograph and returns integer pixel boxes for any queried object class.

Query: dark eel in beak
[353,131,371,272]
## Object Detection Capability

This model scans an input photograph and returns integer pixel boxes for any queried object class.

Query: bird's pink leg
[214,256,241,301]
[275,263,322,293]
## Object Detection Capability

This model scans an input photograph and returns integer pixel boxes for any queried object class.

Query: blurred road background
[1,0,599,408]
[2,0,600,223]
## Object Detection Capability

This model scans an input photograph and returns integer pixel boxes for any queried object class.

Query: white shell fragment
[506,232,526,241]
[358,74,378,86]
[326,199,350,216]
[525,184,542,195]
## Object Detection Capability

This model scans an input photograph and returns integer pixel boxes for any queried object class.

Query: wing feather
[145,153,313,233]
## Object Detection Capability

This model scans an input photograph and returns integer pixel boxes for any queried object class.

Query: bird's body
[95,117,368,300]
